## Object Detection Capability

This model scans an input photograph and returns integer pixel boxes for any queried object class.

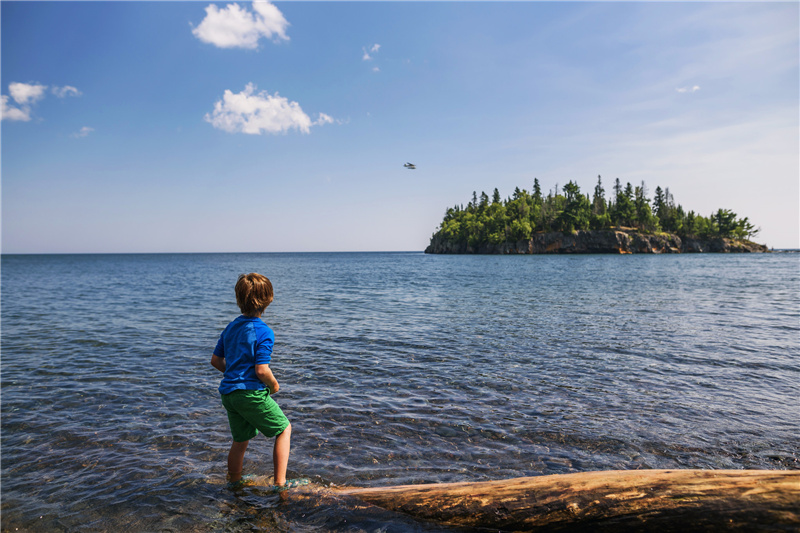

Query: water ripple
[2,252,798,531]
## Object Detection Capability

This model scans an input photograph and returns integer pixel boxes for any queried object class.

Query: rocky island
[425,177,768,254]
[426,227,768,254]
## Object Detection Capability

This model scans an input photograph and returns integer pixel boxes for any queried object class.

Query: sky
[2,1,798,253]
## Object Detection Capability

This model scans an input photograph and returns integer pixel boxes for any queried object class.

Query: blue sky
[2,1,798,253]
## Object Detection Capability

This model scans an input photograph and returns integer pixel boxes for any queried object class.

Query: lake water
[1,252,798,531]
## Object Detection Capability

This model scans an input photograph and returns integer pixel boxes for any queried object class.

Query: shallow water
[2,252,798,531]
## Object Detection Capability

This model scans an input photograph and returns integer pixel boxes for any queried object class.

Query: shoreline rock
[425,229,769,254]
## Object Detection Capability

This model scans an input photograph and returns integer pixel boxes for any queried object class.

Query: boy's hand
[255,364,280,394]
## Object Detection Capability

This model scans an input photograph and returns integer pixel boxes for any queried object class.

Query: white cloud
[9,82,48,105]
[53,85,82,98]
[1,95,31,121]
[192,1,289,49]
[315,113,334,126]
[2,82,84,121]
[71,126,94,138]
[362,43,381,60]
[676,85,701,93]
[205,83,333,135]
[373,67,380,73]
[2,82,50,121]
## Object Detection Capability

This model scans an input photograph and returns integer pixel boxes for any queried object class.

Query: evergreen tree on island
[426,177,765,254]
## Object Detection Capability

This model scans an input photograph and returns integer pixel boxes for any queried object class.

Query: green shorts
[221,389,290,442]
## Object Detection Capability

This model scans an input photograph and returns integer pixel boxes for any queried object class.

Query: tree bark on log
[337,469,800,531]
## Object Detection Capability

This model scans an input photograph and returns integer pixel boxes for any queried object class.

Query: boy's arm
[211,354,226,373]
[255,364,279,394]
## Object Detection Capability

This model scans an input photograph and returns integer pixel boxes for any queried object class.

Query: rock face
[425,229,769,254]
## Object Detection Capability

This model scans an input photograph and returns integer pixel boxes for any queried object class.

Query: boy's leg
[227,440,249,483]
[273,424,291,486]
[221,392,258,483]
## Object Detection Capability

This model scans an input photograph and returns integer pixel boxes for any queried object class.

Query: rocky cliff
[424,229,769,254]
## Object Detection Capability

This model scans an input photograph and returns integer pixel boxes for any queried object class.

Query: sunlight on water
[2,252,798,531]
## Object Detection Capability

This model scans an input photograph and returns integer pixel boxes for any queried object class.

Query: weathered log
[337,469,800,531]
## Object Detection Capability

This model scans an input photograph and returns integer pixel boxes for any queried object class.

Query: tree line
[432,176,759,248]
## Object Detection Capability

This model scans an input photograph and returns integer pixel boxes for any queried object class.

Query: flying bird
[404,162,416,169]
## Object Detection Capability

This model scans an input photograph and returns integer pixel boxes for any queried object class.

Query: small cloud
[1,95,31,121]
[372,66,380,73]
[9,82,48,105]
[71,126,94,138]
[314,113,334,126]
[2,82,83,122]
[676,85,701,94]
[53,85,82,98]
[205,83,333,135]
[192,1,289,50]
[362,43,381,61]
[2,82,48,122]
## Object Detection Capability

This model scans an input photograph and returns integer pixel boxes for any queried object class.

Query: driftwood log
[336,469,800,531]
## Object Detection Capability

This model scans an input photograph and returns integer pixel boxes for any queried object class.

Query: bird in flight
[404,162,416,169]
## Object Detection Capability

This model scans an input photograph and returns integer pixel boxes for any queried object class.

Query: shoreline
[425,228,769,254]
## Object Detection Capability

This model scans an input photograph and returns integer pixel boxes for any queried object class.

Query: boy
[211,273,304,490]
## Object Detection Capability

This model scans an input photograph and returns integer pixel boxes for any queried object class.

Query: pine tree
[610,182,636,227]
[492,188,501,204]
[653,186,665,219]
[479,191,489,212]
[634,182,658,232]
[592,175,606,215]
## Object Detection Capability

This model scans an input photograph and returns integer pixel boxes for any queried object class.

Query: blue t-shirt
[213,315,274,395]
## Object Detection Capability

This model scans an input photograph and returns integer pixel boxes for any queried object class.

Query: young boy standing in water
[211,273,305,490]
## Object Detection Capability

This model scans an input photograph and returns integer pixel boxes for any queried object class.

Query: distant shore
[425,228,769,254]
